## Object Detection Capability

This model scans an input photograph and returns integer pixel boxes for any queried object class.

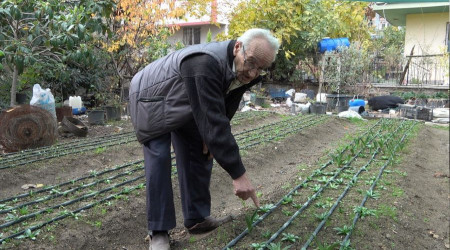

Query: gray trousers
[143,120,213,231]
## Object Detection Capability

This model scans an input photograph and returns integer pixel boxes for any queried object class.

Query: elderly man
[129,28,279,249]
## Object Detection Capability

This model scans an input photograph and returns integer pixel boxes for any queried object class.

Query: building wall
[405,12,449,55]
[167,24,225,45]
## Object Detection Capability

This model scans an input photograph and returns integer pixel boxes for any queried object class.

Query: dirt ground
[0,108,448,250]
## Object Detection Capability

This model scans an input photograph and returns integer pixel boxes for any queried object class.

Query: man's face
[233,39,275,84]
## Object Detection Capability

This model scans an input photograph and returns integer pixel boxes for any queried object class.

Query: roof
[372,2,449,26]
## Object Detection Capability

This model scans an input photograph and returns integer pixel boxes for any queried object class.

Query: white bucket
[316,93,327,103]
[69,96,82,109]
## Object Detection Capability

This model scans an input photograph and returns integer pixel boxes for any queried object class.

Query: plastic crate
[399,104,433,121]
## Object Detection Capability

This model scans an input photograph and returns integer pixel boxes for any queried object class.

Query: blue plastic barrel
[349,99,365,107]
[318,38,350,53]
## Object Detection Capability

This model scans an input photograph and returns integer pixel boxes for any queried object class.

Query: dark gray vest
[129,40,235,144]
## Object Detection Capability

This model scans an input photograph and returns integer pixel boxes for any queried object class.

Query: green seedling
[341,239,354,250]
[353,206,376,218]
[15,229,40,241]
[282,209,292,216]
[292,203,302,209]
[245,210,259,233]
[251,242,266,249]
[258,204,276,213]
[267,242,291,250]
[262,230,272,238]
[315,212,328,221]
[312,184,321,192]
[18,206,29,215]
[281,233,299,243]
[318,176,328,183]
[314,202,326,209]
[281,195,293,205]
[366,190,380,199]
[334,178,344,185]
[329,183,338,189]
[333,225,353,235]
[316,241,340,250]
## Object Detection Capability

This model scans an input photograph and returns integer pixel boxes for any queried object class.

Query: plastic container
[88,110,105,125]
[326,94,353,112]
[316,93,327,103]
[318,38,350,53]
[69,96,82,109]
[349,99,366,107]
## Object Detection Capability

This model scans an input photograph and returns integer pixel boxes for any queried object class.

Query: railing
[297,54,449,86]
[367,54,448,86]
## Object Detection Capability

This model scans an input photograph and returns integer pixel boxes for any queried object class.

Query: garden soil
[0,112,448,250]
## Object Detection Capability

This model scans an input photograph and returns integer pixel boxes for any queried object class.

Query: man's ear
[233,41,241,56]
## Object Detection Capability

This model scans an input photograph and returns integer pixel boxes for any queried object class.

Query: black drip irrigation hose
[238,116,319,147]
[234,115,301,139]
[0,160,144,204]
[301,121,413,249]
[0,136,137,169]
[241,116,329,150]
[0,131,135,159]
[263,120,409,249]
[0,182,143,244]
[222,119,392,249]
[0,133,135,167]
[0,172,145,230]
[339,123,416,249]
[0,163,145,215]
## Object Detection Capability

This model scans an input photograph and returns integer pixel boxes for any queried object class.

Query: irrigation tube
[241,116,328,150]
[0,160,144,204]
[265,121,410,249]
[223,119,389,249]
[0,136,136,169]
[234,115,305,139]
[239,116,320,148]
[339,124,416,249]
[0,182,143,244]
[0,163,145,215]
[0,131,135,158]
[0,173,145,230]
[0,132,134,164]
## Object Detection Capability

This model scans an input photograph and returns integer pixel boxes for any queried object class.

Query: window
[183,27,201,45]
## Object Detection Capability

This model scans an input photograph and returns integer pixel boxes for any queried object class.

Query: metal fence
[368,54,449,86]
[298,54,449,86]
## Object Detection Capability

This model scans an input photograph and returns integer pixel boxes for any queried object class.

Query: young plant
[262,230,272,239]
[282,209,293,216]
[366,190,380,199]
[251,242,266,249]
[333,225,353,235]
[258,204,276,213]
[267,242,291,250]
[314,212,328,221]
[15,229,40,240]
[353,206,376,218]
[281,232,299,243]
[281,195,293,205]
[245,210,259,233]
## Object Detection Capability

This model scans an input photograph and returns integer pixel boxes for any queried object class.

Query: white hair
[237,28,280,54]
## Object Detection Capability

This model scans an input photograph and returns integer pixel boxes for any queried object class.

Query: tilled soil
[0,112,448,250]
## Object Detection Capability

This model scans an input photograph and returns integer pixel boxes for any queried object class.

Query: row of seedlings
[0,113,328,244]
[0,111,275,170]
[223,119,416,249]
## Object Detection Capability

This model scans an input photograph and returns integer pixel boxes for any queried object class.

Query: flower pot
[88,110,104,125]
[254,97,265,106]
[310,103,326,114]
[326,94,353,112]
[105,106,121,121]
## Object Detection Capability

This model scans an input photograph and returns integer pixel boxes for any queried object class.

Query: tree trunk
[10,64,18,107]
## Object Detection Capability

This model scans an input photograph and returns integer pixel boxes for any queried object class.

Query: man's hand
[202,142,214,160]
[232,173,259,207]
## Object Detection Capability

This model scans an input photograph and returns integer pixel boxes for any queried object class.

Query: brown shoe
[187,215,233,234]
